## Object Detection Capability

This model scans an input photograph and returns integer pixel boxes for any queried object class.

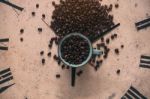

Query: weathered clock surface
[0,0,150,99]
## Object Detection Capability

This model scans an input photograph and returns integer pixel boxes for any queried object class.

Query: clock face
[0,0,150,99]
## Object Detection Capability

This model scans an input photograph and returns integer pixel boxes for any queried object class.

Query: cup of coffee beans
[58,33,103,67]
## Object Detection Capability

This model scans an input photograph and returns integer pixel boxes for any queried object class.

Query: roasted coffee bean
[36,4,39,8]
[42,58,45,64]
[77,70,83,76]
[31,12,35,16]
[20,29,24,34]
[47,52,51,57]
[40,51,44,55]
[121,45,124,49]
[114,48,119,54]
[20,37,23,42]
[50,0,114,38]
[106,38,110,44]
[56,74,60,78]
[116,69,120,75]
[42,14,46,19]
[62,64,65,69]
[115,3,119,8]
[38,28,42,32]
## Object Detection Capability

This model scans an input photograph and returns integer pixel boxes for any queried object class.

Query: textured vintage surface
[0,0,150,99]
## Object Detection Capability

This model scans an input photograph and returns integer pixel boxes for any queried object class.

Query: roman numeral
[139,55,150,69]
[0,68,14,94]
[121,86,147,99]
[0,0,24,11]
[0,38,9,51]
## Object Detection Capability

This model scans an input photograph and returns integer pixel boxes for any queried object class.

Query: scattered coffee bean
[20,29,24,34]
[31,12,35,16]
[38,28,42,32]
[20,37,23,42]
[77,70,83,76]
[121,45,124,49]
[48,44,52,49]
[115,3,119,8]
[114,34,117,38]
[62,64,65,69]
[56,74,60,78]
[40,51,44,55]
[106,38,110,44]
[42,14,46,19]
[114,48,119,54]
[47,52,51,57]
[111,35,115,40]
[42,58,45,65]
[36,4,39,8]
[116,69,120,75]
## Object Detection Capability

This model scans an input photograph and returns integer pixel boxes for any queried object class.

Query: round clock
[0,0,150,99]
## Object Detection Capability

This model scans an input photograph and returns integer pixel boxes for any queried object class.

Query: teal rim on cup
[58,33,103,68]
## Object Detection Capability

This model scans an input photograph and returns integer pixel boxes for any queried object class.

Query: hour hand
[71,67,76,87]
[0,0,24,11]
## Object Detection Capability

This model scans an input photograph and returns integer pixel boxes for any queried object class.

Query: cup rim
[58,33,93,68]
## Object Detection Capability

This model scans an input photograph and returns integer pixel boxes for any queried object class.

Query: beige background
[0,0,150,99]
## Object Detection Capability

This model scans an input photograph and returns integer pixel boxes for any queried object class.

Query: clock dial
[0,0,150,99]
[121,86,147,99]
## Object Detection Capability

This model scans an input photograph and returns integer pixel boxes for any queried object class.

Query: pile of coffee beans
[51,0,114,38]
[61,35,90,65]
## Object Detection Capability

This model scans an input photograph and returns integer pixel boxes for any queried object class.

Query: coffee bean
[56,74,60,78]
[40,51,44,55]
[42,14,46,19]
[77,70,83,76]
[121,45,124,49]
[47,52,51,57]
[31,12,35,16]
[36,4,39,8]
[115,3,119,8]
[42,58,45,65]
[106,38,110,44]
[20,37,23,42]
[38,28,42,32]
[116,69,120,75]
[114,48,119,54]
[20,29,24,34]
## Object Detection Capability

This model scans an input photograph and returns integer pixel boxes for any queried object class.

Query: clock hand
[0,0,24,11]
[135,17,150,30]
[71,67,76,87]
[0,83,15,94]
[91,23,120,43]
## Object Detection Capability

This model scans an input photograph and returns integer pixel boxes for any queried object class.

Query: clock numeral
[121,86,147,99]
[139,55,150,69]
[0,0,24,11]
[0,38,9,51]
[135,17,150,30]
[0,68,15,94]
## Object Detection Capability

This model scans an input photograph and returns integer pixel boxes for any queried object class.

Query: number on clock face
[139,55,150,69]
[0,68,15,94]
[0,38,9,51]
[121,86,147,99]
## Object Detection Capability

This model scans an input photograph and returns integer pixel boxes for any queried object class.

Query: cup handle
[93,49,103,55]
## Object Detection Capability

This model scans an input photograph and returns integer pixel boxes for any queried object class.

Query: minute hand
[91,23,120,43]
[0,0,24,11]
